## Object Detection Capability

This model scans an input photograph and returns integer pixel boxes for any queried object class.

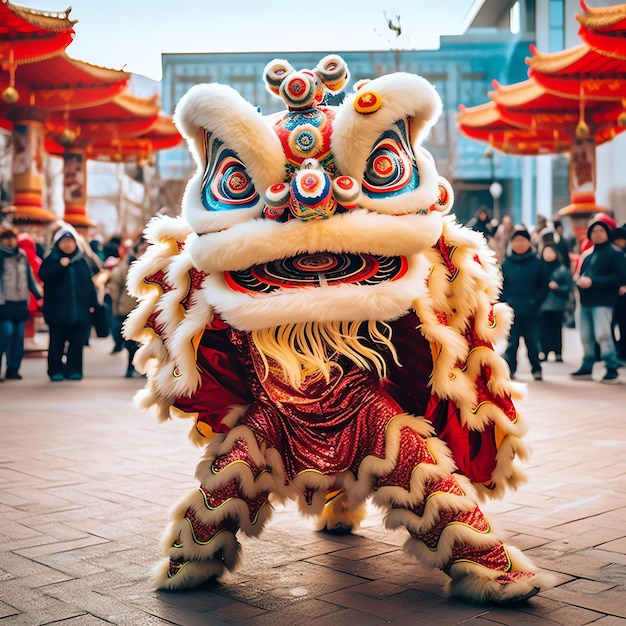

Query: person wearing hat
[610,224,626,363]
[0,226,42,381]
[500,225,549,381]
[538,243,573,363]
[39,228,99,381]
[571,217,626,384]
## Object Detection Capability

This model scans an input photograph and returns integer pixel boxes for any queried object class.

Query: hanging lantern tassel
[618,99,626,128]
[576,88,589,139]
[2,48,19,104]
[59,108,76,145]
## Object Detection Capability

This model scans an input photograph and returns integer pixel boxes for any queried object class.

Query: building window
[510,2,520,35]
[549,0,564,52]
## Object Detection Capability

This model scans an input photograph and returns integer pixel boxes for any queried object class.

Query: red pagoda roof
[0,1,75,64]
[0,52,130,115]
[86,114,183,163]
[45,91,162,151]
[457,1,626,157]
[457,102,573,155]
[577,0,626,59]
[527,44,626,100]
[457,77,626,155]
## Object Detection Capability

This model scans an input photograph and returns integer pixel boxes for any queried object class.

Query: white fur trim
[174,83,286,235]
[203,254,430,331]
[152,557,226,590]
[186,209,443,274]
[446,545,556,603]
[403,522,503,570]
[333,73,442,184]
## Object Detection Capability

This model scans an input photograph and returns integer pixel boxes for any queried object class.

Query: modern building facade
[158,0,626,228]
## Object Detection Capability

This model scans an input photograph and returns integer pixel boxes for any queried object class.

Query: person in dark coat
[466,206,494,240]
[0,227,42,381]
[612,225,626,361]
[571,217,626,384]
[39,229,99,381]
[539,244,573,363]
[501,226,549,380]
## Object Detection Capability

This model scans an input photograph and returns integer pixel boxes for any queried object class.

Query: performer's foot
[315,492,366,534]
[320,522,354,535]
[153,557,225,591]
[446,547,554,605]
[448,566,543,604]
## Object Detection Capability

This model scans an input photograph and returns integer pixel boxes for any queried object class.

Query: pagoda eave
[0,33,74,64]
[530,69,626,100]
[457,102,503,126]
[33,87,131,112]
[577,30,626,60]
[490,79,555,107]
[63,208,97,228]
[1,203,59,224]
[3,53,131,111]
[490,138,567,155]
[576,0,626,59]
[576,1,626,29]
[0,1,75,63]
[526,43,589,73]
[558,200,613,217]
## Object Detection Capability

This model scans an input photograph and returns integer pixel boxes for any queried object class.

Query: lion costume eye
[201,132,259,212]
[362,121,419,199]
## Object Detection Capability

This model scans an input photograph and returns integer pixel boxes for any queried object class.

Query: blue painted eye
[217,164,254,200]
[201,133,259,211]
[364,146,405,186]
[362,121,419,199]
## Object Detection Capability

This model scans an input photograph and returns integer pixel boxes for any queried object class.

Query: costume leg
[355,415,549,604]
[154,426,278,590]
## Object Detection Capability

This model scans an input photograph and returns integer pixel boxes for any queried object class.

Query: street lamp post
[484,147,503,222]
[489,181,503,222]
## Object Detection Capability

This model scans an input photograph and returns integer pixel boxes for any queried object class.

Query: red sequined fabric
[198,482,269,525]
[446,542,511,575]
[376,427,435,490]
[211,438,264,478]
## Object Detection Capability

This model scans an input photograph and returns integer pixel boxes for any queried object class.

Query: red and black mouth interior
[224,252,408,294]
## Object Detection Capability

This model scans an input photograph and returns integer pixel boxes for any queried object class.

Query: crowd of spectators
[2,207,625,385]
[0,219,143,382]
[467,208,626,384]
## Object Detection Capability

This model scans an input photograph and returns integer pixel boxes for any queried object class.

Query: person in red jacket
[0,227,42,380]
[571,217,626,384]
[17,232,43,345]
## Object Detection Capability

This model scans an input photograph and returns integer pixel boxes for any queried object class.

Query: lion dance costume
[125,56,551,604]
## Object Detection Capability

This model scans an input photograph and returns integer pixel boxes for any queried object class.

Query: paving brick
[0,329,624,624]
[540,605,608,626]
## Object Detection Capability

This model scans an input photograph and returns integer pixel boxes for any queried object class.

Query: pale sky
[29,0,484,80]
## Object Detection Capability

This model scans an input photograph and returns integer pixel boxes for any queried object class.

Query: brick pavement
[1,328,625,625]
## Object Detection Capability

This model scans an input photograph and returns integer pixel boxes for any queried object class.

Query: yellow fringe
[251,320,399,388]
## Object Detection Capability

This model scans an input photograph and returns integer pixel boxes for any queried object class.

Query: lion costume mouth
[224,252,408,294]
